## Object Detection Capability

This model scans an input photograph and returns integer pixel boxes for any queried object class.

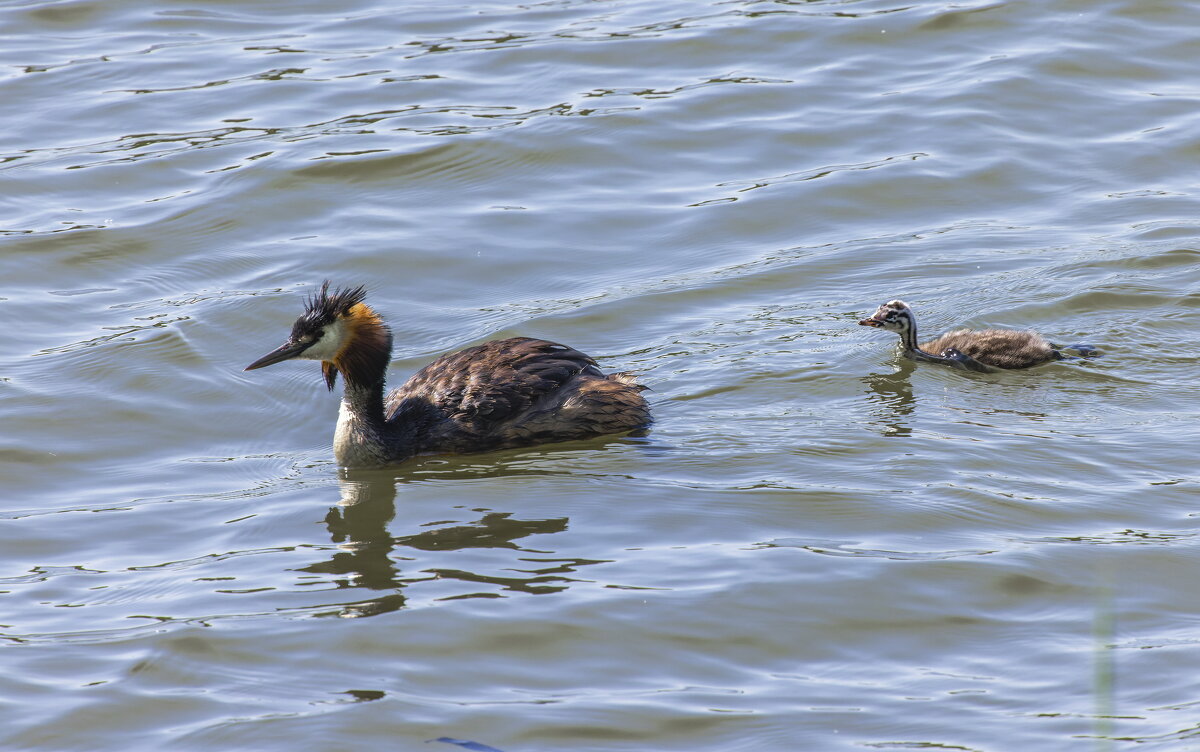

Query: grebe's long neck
[334,369,384,466]
[329,305,416,467]
[897,310,964,367]
[898,311,922,354]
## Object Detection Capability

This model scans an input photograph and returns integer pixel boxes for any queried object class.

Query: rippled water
[3,0,1199,749]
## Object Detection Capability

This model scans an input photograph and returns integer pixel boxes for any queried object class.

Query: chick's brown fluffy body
[920,328,1056,369]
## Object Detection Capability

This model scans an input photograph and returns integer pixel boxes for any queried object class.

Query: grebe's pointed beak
[245,340,308,371]
[859,316,885,327]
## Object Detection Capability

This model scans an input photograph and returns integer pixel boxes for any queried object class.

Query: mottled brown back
[384,337,650,454]
[921,329,1056,369]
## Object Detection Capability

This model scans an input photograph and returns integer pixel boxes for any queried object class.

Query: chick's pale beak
[859,317,885,328]
[245,340,308,371]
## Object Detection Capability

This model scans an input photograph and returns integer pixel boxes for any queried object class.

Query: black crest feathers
[305,281,367,321]
[291,281,368,339]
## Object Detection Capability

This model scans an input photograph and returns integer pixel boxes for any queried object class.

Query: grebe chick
[245,283,651,467]
[858,299,1061,371]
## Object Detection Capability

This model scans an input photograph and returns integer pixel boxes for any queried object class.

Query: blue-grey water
[3,0,1199,750]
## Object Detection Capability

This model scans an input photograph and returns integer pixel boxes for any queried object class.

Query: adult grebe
[245,283,651,466]
[859,299,1075,371]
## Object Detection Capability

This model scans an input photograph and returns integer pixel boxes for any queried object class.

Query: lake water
[3,0,1199,750]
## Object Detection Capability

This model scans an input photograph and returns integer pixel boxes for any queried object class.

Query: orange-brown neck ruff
[330,303,393,389]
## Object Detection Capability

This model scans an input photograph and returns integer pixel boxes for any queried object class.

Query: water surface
[3,0,1199,750]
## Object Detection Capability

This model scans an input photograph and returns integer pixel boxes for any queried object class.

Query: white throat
[333,391,390,466]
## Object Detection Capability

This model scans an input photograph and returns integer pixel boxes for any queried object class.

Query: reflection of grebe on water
[860,365,917,439]
[299,469,580,618]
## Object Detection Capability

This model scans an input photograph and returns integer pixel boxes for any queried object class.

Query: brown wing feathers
[384,337,649,453]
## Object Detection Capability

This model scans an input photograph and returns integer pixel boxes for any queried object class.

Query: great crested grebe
[858,299,1077,371]
[245,283,651,467]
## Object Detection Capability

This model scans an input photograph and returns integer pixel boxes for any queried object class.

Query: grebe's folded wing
[385,337,604,426]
